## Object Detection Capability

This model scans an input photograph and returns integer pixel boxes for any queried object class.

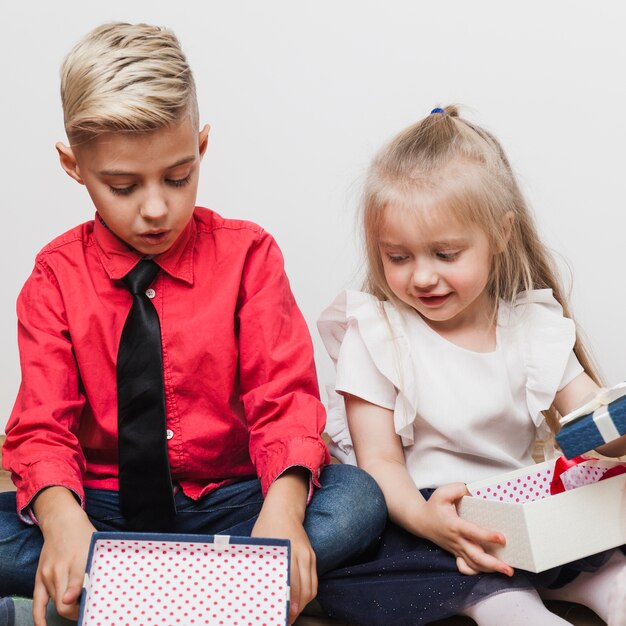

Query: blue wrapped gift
[556,383,626,459]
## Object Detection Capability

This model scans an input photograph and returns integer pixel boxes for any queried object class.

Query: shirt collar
[93,213,196,285]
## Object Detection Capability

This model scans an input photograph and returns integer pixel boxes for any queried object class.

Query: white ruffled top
[317,289,583,488]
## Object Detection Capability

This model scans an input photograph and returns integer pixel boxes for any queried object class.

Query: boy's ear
[56,142,85,184]
[198,124,210,159]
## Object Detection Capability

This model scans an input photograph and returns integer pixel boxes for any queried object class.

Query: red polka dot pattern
[559,460,623,491]
[471,459,625,503]
[473,466,553,503]
[80,538,289,625]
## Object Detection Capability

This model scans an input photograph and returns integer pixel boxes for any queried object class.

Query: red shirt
[4,207,329,519]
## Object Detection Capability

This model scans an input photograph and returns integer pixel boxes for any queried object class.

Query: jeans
[0,464,386,597]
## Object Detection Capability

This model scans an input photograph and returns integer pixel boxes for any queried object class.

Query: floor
[0,437,606,625]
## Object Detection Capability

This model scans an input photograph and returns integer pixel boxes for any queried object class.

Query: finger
[288,559,301,625]
[297,550,316,611]
[434,482,470,503]
[61,569,84,607]
[461,541,513,576]
[55,587,82,621]
[56,594,81,621]
[309,556,318,602]
[456,556,480,576]
[456,518,506,548]
[39,565,76,620]
[61,585,82,607]
[33,578,50,626]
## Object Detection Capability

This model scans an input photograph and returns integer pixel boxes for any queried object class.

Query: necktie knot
[123,260,160,294]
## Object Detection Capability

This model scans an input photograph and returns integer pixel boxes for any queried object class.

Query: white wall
[2,1,626,431]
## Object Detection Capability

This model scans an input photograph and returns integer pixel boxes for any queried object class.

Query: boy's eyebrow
[99,156,197,176]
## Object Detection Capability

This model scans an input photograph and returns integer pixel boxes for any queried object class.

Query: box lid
[78,532,290,626]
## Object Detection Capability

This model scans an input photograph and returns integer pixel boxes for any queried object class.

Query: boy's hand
[420,483,514,577]
[32,486,96,626]
[251,468,316,625]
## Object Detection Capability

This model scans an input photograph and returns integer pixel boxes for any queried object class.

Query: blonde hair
[60,22,199,143]
[361,105,600,431]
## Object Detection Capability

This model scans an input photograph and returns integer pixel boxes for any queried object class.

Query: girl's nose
[411,262,438,289]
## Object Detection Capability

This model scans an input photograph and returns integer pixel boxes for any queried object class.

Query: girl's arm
[554,372,626,457]
[345,394,513,576]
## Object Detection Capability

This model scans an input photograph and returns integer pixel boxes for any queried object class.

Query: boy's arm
[4,259,87,519]
[237,230,329,495]
[236,231,328,622]
[31,487,96,626]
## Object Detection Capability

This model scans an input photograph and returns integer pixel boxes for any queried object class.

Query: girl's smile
[417,293,452,307]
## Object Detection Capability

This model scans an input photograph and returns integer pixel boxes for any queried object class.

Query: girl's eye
[387,254,409,264]
[436,251,460,261]
[166,175,191,188]
[109,185,136,196]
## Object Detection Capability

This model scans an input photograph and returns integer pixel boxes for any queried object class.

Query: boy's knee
[320,464,387,531]
[308,464,386,573]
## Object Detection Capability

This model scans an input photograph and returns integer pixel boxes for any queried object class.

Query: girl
[316,105,626,625]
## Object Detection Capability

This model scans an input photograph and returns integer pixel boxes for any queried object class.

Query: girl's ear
[56,142,85,184]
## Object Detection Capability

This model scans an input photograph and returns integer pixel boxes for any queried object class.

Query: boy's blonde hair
[361,105,600,430]
[60,22,199,143]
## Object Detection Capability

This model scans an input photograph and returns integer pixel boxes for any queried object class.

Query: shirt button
[166,429,174,440]
[146,288,156,299]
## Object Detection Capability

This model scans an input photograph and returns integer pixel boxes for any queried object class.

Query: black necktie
[117,259,176,531]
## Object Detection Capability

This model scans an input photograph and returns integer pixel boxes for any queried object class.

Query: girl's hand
[32,487,96,626]
[419,483,514,577]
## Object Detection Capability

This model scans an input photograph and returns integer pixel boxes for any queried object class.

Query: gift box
[456,459,626,572]
[78,532,290,626]
[556,383,626,458]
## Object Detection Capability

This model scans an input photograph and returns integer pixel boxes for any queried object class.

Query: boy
[0,22,386,626]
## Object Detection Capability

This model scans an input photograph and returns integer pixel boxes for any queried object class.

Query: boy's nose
[140,192,168,221]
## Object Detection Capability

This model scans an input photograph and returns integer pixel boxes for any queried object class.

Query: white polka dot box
[456,458,626,573]
[78,532,290,626]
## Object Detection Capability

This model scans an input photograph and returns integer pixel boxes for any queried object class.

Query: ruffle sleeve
[505,289,579,433]
[317,290,420,463]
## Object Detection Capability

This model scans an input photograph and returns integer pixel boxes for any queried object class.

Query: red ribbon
[550,455,626,495]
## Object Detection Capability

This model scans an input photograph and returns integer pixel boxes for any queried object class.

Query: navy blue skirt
[317,490,614,626]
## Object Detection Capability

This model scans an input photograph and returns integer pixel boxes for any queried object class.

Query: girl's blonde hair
[60,22,199,143]
[361,105,599,430]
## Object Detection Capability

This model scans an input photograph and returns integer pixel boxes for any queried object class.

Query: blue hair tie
[430,107,445,114]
